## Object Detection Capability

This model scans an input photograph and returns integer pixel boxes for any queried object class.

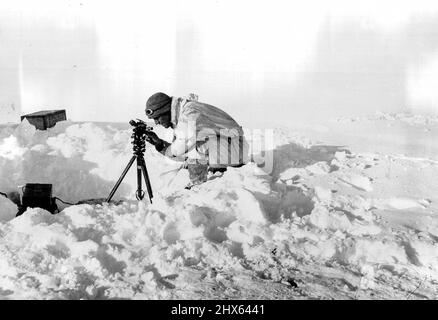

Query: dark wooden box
[21,110,67,130]
[17,183,57,216]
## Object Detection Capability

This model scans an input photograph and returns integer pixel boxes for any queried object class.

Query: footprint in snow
[338,174,373,192]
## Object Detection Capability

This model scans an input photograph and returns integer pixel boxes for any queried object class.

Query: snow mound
[373,197,428,210]
[334,112,438,126]
[0,136,27,160]
[0,195,17,222]
[1,117,438,299]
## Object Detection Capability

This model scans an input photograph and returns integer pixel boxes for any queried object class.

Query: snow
[1,113,438,299]
[0,136,27,160]
[338,173,374,192]
[0,195,17,222]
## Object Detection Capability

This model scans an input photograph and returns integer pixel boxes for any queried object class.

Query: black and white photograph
[1,0,438,304]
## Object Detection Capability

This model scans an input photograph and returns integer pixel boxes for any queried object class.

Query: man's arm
[160,106,199,158]
[156,130,197,158]
[146,102,200,159]
[145,129,196,162]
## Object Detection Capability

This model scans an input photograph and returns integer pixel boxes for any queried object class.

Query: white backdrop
[1,0,438,127]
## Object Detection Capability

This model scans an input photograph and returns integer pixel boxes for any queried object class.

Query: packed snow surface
[1,113,438,299]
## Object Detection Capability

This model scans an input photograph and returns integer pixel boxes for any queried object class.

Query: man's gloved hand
[145,131,168,152]
[145,131,161,146]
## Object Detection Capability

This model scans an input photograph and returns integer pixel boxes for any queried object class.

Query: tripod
[106,120,153,203]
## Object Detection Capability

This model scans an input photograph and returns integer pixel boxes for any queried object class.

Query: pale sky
[1,0,438,127]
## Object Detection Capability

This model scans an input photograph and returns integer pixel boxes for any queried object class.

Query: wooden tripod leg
[106,155,136,202]
[139,156,153,204]
[136,157,145,200]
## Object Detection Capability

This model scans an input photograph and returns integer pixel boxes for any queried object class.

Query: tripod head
[129,119,153,132]
[129,119,153,156]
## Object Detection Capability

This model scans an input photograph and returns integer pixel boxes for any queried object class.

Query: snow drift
[0,114,437,299]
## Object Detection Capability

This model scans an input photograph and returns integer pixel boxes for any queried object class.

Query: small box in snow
[17,183,58,216]
[21,109,67,130]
